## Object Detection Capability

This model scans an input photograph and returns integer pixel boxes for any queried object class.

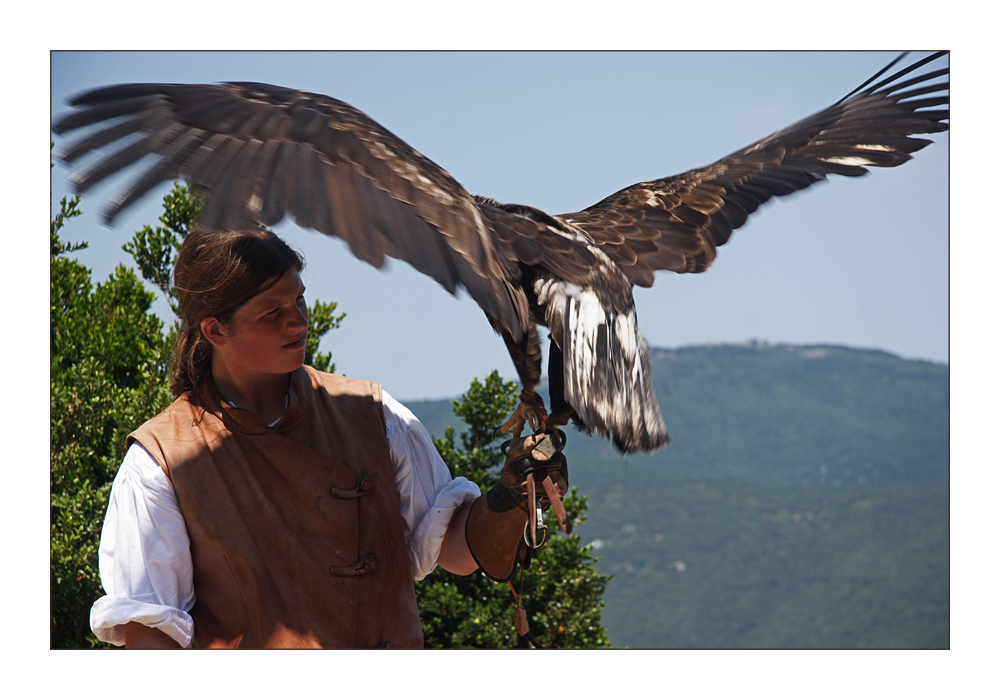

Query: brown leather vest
[128,366,423,649]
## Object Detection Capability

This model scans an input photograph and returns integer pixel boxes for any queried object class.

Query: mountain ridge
[405,342,949,648]
[408,342,949,486]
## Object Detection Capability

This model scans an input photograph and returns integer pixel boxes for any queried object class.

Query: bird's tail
[545,282,669,454]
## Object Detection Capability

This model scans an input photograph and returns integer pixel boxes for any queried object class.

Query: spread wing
[558,51,950,288]
[52,81,529,338]
[51,53,948,456]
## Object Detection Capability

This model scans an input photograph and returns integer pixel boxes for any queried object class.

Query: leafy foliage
[303,300,344,375]
[50,196,173,649]
[122,182,201,310]
[415,372,613,649]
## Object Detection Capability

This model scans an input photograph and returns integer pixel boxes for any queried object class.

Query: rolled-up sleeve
[90,443,196,648]
[382,391,481,580]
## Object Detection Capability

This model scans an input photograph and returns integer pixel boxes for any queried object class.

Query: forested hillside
[408,343,949,648]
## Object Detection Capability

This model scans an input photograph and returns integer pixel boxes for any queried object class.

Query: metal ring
[523,520,548,549]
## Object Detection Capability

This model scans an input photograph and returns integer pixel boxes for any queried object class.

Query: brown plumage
[52,52,949,454]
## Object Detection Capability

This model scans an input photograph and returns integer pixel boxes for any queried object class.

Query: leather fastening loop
[330,553,382,577]
[330,472,379,499]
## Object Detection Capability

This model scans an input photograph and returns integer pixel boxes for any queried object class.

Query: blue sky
[50,51,949,401]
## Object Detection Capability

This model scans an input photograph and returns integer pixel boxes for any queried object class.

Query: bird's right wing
[559,52,950,287]
[52,82,529,338]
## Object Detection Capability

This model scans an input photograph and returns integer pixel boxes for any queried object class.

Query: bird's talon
[498,398,547,440]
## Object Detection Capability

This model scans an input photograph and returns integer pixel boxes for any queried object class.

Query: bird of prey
[52,52,949,454]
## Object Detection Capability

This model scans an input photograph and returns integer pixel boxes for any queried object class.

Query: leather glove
[465,429,569,582]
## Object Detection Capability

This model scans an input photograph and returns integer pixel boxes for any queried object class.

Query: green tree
[416,372,613,648]
[50,195,174,648]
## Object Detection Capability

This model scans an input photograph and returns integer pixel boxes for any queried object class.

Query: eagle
[52,51,949,455]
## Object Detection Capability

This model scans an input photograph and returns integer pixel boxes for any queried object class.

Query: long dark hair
[170,229,304,397]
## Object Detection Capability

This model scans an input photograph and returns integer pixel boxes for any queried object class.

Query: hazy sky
[50,50,949,401]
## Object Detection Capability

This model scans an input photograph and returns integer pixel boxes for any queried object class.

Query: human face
[212,269,310,382]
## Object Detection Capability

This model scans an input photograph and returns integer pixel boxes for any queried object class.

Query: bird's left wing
[559,51,949,287]
[52,82,528,338]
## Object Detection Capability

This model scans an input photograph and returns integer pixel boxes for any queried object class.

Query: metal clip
[523,475,548,549]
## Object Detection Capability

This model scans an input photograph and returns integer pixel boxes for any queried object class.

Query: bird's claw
[496,400,547,440]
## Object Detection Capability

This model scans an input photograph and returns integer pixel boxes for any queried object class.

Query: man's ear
[200,317,228,348]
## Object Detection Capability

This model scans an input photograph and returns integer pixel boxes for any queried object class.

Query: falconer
[90,228,567,649]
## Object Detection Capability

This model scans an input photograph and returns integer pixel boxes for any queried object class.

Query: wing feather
[54,81,527,338]
[559,52,949,277]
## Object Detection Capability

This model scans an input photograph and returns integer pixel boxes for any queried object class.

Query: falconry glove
[466,429,569,582]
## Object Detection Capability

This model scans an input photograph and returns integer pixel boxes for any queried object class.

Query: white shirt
[90,391,480,648]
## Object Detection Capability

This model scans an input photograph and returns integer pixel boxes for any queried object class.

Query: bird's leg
[544,406,575,431]
[496,389,548,441]
[494,326,545,441]
[542,335,576,433]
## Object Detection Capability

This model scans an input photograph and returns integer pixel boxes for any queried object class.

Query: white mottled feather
[534,272,668,452]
